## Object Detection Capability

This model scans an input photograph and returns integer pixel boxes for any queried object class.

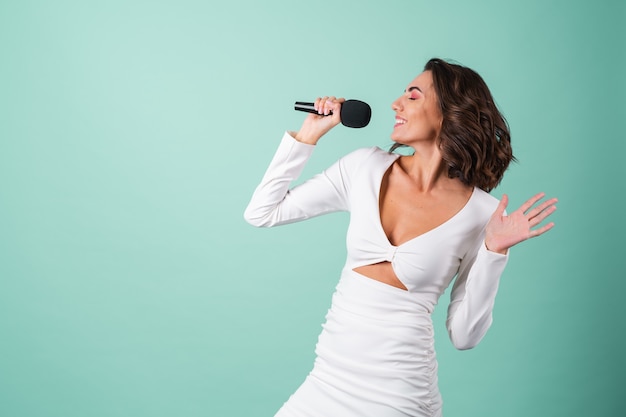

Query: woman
[244,58,557,417]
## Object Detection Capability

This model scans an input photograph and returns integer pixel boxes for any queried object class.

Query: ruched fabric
[275,269,442,417]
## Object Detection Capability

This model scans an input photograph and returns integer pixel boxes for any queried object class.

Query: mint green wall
[1,1,624,416]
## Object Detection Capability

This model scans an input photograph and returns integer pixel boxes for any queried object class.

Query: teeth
[395,118,406,124]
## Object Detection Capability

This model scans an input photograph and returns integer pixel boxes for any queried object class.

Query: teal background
[1,1,624,416]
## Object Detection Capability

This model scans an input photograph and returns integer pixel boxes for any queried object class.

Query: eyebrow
[406,86,422,93]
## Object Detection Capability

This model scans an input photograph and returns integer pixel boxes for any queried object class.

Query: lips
[394,117,407,128]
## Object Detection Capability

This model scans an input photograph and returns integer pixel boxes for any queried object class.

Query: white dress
[244,132,509,417]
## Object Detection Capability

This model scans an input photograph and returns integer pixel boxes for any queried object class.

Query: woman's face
[390,70,443,147]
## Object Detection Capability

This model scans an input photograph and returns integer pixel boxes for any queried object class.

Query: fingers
[314,96,345,116]
[516,192,557,236]
[314,96,329,115]
[528,197,558,215]
[528,199,558,228]
[518,192,547,213]
[494,193,509,217]
[530,221,555,238]
[517,192,557,217]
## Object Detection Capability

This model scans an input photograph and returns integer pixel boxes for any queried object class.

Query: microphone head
[340,100,372,128]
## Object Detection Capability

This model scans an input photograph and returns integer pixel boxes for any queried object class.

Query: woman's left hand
[484,192,558,254]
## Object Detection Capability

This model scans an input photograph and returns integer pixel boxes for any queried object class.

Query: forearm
[446,242,509,350]
[244,132,316,227]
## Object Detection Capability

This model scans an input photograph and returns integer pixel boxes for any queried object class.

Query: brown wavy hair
[391,58,515,192]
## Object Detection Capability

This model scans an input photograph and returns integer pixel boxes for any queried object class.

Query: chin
[390,135,407,146]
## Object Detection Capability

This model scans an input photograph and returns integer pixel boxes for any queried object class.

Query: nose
[391,96,403,112]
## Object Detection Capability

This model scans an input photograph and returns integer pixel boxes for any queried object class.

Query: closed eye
[407,86,422,100]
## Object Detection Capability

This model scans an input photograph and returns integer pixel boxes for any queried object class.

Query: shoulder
[342,145,390,160]
[339,146,398,169]
[322,146,397,190]
[466,187,500,218]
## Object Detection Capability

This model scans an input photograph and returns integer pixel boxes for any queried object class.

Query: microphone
[294,99,372,128]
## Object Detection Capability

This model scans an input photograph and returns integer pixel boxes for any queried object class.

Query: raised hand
[294,96,346,145]
[485,192,558,254]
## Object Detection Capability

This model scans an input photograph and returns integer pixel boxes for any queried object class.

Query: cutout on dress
[353,262,408,291]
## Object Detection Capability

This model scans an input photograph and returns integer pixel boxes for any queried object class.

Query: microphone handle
[294,102,333,115]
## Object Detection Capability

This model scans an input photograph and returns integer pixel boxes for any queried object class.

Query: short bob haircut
[392,58,514,192]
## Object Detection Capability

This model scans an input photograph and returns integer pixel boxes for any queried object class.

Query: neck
[398,145,450,192]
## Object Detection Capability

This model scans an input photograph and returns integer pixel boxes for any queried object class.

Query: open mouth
[394,117,407,127]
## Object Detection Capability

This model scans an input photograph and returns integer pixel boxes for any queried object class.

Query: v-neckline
[375,156,476,248]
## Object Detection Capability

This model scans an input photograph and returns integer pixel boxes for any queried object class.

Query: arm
[245,96,361,227]
[446,192,558,349]
[446,239,508,350]
[243,131,353,227]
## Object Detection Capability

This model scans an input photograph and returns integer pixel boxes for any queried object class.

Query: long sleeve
[446,238,509,350]
[244,132,361,228]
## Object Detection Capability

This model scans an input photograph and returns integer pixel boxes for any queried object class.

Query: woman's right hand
[293,96,345,145]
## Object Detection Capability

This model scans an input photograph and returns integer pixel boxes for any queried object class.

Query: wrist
[293,129,321,145]
[484,240,508,255]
